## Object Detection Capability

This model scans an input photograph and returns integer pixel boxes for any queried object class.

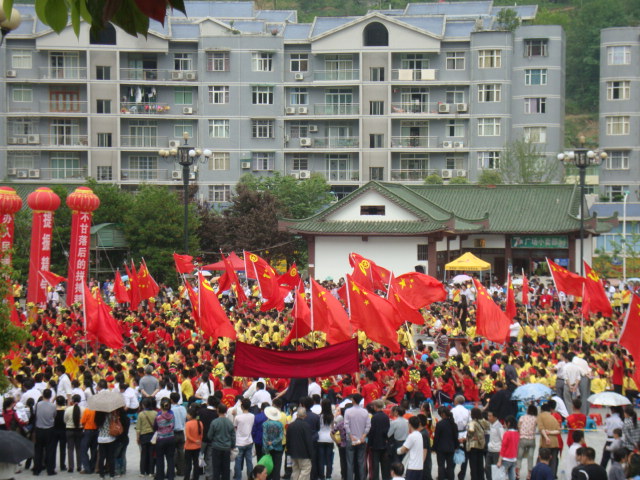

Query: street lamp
[623,190,629,283]
[159,132,212,253]
[0,5,21,47]
[557,135,607,276]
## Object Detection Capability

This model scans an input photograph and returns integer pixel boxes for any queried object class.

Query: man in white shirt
[56,365,73,404]
[485,411,504,480]
[250,381,272,408]
[308,378,322,398]
[234,398,255,480]
[563,353,582,411]
[243,377,266,400]
[451,395,470,480]
[397,417,425,480]
[22,378,43,405]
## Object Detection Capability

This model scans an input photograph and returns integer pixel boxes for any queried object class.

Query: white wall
[325,190,419,221]
[460,235,505,249]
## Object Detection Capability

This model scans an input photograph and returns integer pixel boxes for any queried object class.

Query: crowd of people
[1,274,640,480]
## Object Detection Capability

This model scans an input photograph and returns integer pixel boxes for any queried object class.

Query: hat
[265,406,280,421]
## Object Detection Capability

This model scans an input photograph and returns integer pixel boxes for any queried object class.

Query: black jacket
[368,411,390,450]
[286,418,314,459]
[487,389,516,421]
[433,418,458,454]
[304,411,321,442]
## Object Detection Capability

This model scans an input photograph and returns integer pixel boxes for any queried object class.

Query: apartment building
[1,1,564,202]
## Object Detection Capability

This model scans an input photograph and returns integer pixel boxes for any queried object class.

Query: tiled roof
[405,1,493,16]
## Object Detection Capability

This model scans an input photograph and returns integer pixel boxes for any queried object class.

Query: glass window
[50,152,81,179]
[478,50,501,68]
[209,119,230,138]
[446,52,465,70]
[96,99,111,114]
[401,53,427,70]
[207,51,230,71]
[523,126,547,143]
[291,155,308,171]
[606,116,630,135]
[173,122,194,139]
[370,167,384,180]
[252,86,274,105]
[290,53,308,72]
[11,50,32,69]
[8,118,35,135]
[96,66,111,80]
[289,122,308,139]
[607,81,630,100]
[606,151,629,170]
[12,85,32,102]
[445,155,464,170]
[208,153,230,171]
[289,87,308,105]
[97,166,113,180]
[445,88,465,104]
[174,87,193,105]
[174,53,193,71]
[128,120,157,147]
[208,85,229,104]
[524,39,548,57]
[478,84,501,102]
[369,134,383,148]
[370,101,384,115]
[209,185,232,203]
[252,52,274,72]
[446,120,465,138]
[7,152,36,169]
[50,119,80,146]
[478,118,500,136]
[478,151,500,169]
[417,244,428,261]
[525,69,548,85]
[129,156,157,180]
[607,46,631,65]
[370,67,385,81]
[252,120,275,139]
[252,152,275,171]
[97,133,112,147]
[524,97,546,114]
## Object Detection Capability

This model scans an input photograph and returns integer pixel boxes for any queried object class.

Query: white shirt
[22,387,42,405]
[564,363,582,387]
[155,388,171,403]
[195,380,215,399]
[57,374,73,399]
[551,396,569,418]
[509,322,521,338]
[451,404,470,439]
[250,389,272,407]
[308,382,322,398]
[234,412,255,447]
[400,430,424,471]
[243,378,266,399]
[122,387,139,410]
[71,387,87,407]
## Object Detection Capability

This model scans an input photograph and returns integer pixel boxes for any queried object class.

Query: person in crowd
[601,406,624,468]
[433,406,457,480]
[484,411,503,480]
[287,407,314,480]
[316,399,334,480]
[234,398,255,480]
[207,403,235,480]
[263,406,285,480]
[95,409,118,480]
[184,405,204,480]
[537,403,561,478]
[530,448,554,480]
[496,416,519,480]
[63,394,84,473]
[33,388,57,476]
[154,398,176,480]
[465,408,488,480]
[517,404,538,480]
[397,416,424,480]
[369,400,390,480]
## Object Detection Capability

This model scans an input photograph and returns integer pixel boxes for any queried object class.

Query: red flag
[83,284,123,349]
[184,280,200,325]
[391,272,447,309]
[583,261,613,318]
[279,263,301,291]
[282,291,312,346]
[173,253,195,274]
[127,262,141,311]
[388,274,424,326]
[244,251,285,311]
[348,253,390,292]
[346,275,400,352]
[619,294,640,388]
[473,278,510,344]
[217,253,248,305]
[505,273,517,319]
[138,260,160,299]
[198,272,236,340]
[310,279,351,344]
[39,270,66,289]
[521,271,529,306]
[113,270,130,304]
[547,258,584,297]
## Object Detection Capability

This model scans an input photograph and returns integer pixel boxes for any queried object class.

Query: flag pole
[81,283,89,367]
[522,269,529,324]
[580,282,585,347]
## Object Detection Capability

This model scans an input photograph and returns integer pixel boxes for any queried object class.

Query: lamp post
[159,132,212,253]
[0,5,21,47]
[557,135,607,276]
[623,190,629,283]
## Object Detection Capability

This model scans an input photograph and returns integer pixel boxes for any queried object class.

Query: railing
[390,169,438,181]
[390,136,439,148]
[6,134,88,147]
[120,169,170,181]
[120,69,198,81]
[308,137,359,148]
[391,69,438,81]
[40,100,88,114]
[120,102,172,114]
[313,103,359,115]
[317,170,360,182]
[36,168,88,180]
[120,135,168,148]
[390,102,441,114]
[314,69,359,81]
[39,67,87,80]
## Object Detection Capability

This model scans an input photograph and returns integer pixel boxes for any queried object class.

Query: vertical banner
[66,187,100,304]
[0,187,23,267]
[26,188,61,305]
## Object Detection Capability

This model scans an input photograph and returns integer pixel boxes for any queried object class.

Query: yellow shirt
[591,378,608,394]
[181,379,194,400]
[545,325,556,342]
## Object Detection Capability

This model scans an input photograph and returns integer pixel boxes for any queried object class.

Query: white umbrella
[87,390,125,412]
[451,274,472,284]
[200,270,212,277]
[587,392,631,406]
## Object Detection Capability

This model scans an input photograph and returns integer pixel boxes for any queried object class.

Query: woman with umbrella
[96,409,118,479]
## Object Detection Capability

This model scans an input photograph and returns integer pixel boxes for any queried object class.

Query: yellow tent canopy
[445,252,491,271]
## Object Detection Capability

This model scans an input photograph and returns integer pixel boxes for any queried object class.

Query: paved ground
[7,407,612,480]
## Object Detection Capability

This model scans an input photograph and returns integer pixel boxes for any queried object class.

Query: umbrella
[511,383,553,403]
[0,430,34,463]
[587,392,631,406]
[87,390,125,412]
[626,278,640,283]
[451,274,472,284]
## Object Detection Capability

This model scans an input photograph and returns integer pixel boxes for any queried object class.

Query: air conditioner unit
[169,140,181,148]
[456,103,468,113]
[299,170,311,179]
[189,172,196,180]
[16,137,27,144]
[241,161,251,169]
[285,107,296,115]
[441,169,453,178]
[290,172,300,179]
[300,137,312,147]
[453,142,464,149]
[298,107,308,114]
[308,125,318,133]
[171,71,184,80]
[185,72,197,80]
[16,169,28,178]
[182,107,193,114]
[7,168,16,176]
[438,103,450,113]
[28,169,40,178]
[171,170,182,180]
[456,169,467,177]
[6,70,16,78]
[442,141,453,149]
[27,134,40,144]
[7,137,18,145]
[294,73,304,81]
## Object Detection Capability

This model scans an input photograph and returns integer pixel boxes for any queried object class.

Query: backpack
[109,413,124,437]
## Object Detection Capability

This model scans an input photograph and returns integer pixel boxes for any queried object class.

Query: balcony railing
[390,102,440,114]
[120,69,198,81]
[120,135,168,148]
[318,170,360,182]
[390,169,438,181]
[390,136,439,148]
[6,134,88,147]
[39,67,88,80]
[391,69,438,81]
[120,102,172,114]
[40,100,88,114]
[17,168,88,181]
[313,103,359,115]
[314,69,359,81]
[120,169,171,181]
[306,137,359,148]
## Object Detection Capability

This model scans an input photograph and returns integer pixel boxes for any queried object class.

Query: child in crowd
[391,463,405,480]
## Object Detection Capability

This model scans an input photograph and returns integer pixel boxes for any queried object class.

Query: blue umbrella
[511,383,553,403]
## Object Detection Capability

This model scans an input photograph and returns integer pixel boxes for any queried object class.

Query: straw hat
[265,406,280,421]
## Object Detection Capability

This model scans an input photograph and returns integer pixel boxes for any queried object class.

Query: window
[445,155,464,170]
[50,119,80,146]
[207,51,230,71]
[252,120,275,139]
[607,46,631,65]
[370,67,385,81]
[209,119,230,138]
[174,53,193,71]
[96,66,111,80]
[401,54,427,70]
[369,134,383,148]
[607,81,630,101]
[326,153,353,181]
[290,54,308,72]
[446,120,465,138]
[524,39,548,57]
[524,126,547,143]
[478,118,500,136]
[208,153,230,171]
[50,152,81,179]
[208,86,229,104]
[7,152,35,169]
[97,133,112,147]
[478,84,501,102]
[606,116,630,135]
[524,97,546,114]
[174,87,193,105]
[12,85,32,102]
[606,151,629,170]
[324,89,353,114]
[128,120,157,147]
[289,123,309,139]
[363,22,389,46]
[478,50,501,68]
[525,69,548,85]
[478,151,500,169]
[8,118,34,136]
[360,205,385,215]
[96,99,111,114]
[96,166,113,180]
[417,244,428,261]
[49,52,80,79]
[445,88,465,104]
[209,185,232,203]
[289,88,308,105]
[252,86,274,105]
[291,155,308,171]
[173,122,194,139]
[370,101,384,115]
[11,50,32,69]
[252,152,275,171]
[446,52,465,70]
[605,185,627,199]
[129,156,157,180]
[252,52,273,72]
[370,167,384,180]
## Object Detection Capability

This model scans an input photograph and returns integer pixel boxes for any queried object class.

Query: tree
[499,139,561,184]
[477,170,503,185]
[85,178,134,227]
[448,177,469,184]
[424,174,443,185]
[494,8,520,32]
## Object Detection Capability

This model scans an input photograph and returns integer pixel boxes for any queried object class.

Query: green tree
[448,177,469,184]
[424,174,443,185]
[499,139,561,184]
[85,178,134,227]
[494,8,520,32]
[477,170,503,185]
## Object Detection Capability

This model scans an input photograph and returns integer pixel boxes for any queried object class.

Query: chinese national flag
[184,280,200,325]
[583,261,613,318]
[522,272,530,306]
[505,273,517,319]
[173,253,195,274]
[137,260,160,299]
[198,273,236,340]
[619,294,640,387]
[346,275,400,352]
[547,258,584,297]
[282,291,312,346]
[39,270,66,289]
[473,278,510,344]
[113,270,130,304]
[126,262,141,311]
[83,284,123,349]
[223,253,248,305]
[388,274,424,326]
[311,278,351,344]
[279,263,302,291]
[349,253,391,292]
[244,251,285,312]
[391,272,447,309]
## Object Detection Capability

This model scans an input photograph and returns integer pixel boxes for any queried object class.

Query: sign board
[511,235,568,249]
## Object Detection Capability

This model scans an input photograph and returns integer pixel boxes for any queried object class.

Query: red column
[0,186,23,267]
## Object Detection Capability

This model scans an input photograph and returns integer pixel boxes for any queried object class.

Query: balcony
[11,168,88,181]
[120,69,198,82]
[120,102,172,114]
[313,103,359,115]
[308,137,359,148]
[39,67,88,80]
[314,69,359,81]
[318,170,360,182]
[40,100,88,114]
[390,169,438,181]
[391,69,438,81]
[7,134,88,147]
[120,169,171,181]
[390,102,440,114]
[120,135,168,148]
[391,136,438,148]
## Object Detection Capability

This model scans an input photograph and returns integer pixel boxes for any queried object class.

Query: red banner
[233,338,360,378]
[67,211,92,304]
[0,212,15,266]
[27,211,56,304]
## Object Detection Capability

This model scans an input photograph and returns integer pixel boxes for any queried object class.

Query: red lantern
[66,186,100,213]
[27,187,61,212]
[0,186,23,214]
